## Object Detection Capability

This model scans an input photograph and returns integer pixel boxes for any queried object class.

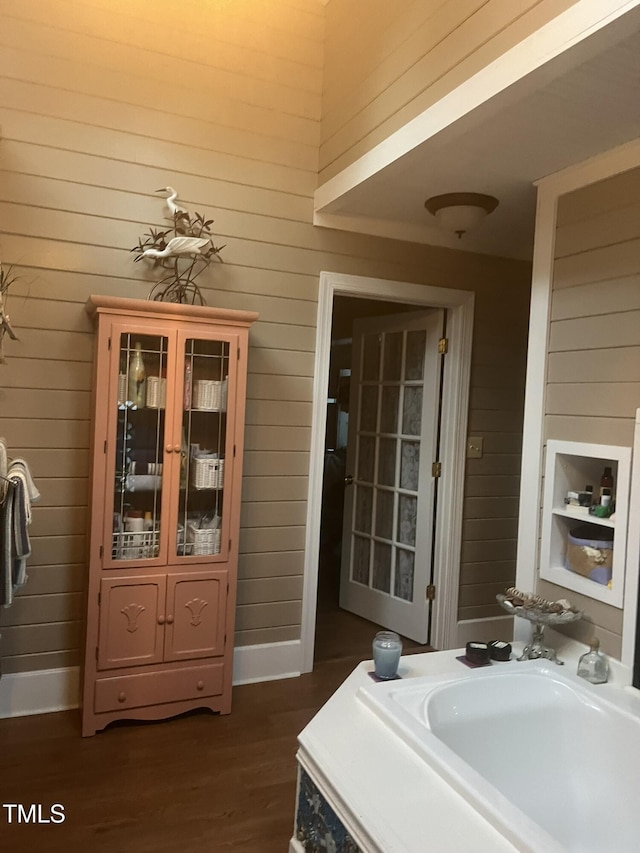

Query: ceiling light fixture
[424,192,499,239]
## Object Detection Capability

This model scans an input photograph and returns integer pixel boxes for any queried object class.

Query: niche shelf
[540,440,631,608]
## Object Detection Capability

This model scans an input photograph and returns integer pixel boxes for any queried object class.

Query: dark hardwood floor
[1,547,431,851]
[0,656,362,853]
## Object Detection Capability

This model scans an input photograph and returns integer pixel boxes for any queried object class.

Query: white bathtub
[358,661,640,853]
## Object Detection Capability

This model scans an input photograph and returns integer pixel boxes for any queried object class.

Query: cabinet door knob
[166,614,174,624]
[166,444,173,453]
[196,680,204,691]
[158,615,165,625]
[174,444,181,453]
[118,692,126,703]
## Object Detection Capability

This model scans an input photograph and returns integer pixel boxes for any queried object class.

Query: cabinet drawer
[94,663,224,712]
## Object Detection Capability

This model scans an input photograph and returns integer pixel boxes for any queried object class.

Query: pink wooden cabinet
[82,296,257,736]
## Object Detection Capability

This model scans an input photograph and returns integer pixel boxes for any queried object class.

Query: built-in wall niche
[540,440,632,608]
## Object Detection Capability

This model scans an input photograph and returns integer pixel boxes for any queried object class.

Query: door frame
[301,271,475,671]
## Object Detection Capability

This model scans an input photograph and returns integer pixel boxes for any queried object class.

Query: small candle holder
[372,630,403,680]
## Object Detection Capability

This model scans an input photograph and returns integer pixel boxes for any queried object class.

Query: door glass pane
[359,385,378,432]
[395,549,415,601]
[354,485,373,534]
[400,441,420,491]
[405,330,426,380]
[383,332,402,380]
[402,386,422,436]
[178,337,229,558]
[113,333,168,561]
[397,494,417,546]
[357,435,375,483]
[377,437,396,486]
[362,333,381,381]
[353,535,370,585]
[374,488,394,539]
[372,542,391,592]
[380,386,399,434]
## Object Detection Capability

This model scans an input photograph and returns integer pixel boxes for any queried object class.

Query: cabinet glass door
[177,336,231,559]
[111,331,169,563]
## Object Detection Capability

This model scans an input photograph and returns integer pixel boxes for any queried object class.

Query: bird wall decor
[132,188,225,305]
[138,236,211,260]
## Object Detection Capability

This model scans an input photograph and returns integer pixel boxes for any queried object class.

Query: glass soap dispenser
[577,637,609,684]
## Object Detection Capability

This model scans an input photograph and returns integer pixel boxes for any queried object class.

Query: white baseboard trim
[0,640,303,719]
[232,640,303,685]
[456,616,514,646]
[0,666,80,719]
[289,838,305,853]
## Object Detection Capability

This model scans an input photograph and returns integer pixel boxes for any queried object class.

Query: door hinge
[237,347,240,360]
[95,646,99,662]
[98,591,101,605]
[426,584,436,601]
[107,337,112,350]
[228,539,232,551]
[99,544,104,558]
[438,337,448,354]
[432,461,442,478]
[103,440,107,454]
[233,444,236,458]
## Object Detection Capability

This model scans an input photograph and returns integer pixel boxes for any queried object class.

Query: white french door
[339,309,444,643]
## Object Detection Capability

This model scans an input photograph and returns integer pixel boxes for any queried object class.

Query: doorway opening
[313,295,430,665]
[301,272,475,673]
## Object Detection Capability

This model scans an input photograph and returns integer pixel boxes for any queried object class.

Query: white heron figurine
[139,236,211,260]
[157,187,188,218]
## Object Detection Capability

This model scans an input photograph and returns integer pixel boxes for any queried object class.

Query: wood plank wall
[320,0,578,182]
[538,166,640,656]
[0,0,531,675]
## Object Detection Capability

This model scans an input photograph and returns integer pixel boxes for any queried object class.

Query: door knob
[196,680,204,691]
[344,474,354,486]
[166,614,174,624]
[158,615,165,625]
[118,692,126,703]
[165,444,173,453]
[174,444,181,453]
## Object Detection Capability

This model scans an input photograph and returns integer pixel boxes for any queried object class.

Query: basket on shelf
[192,456,224,489]
[192,378,227,411]
[186,523,221,555]
[112,529,160,561]
[146,376,167,409]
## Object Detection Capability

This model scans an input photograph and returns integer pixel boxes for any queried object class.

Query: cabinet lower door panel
[164,571,227,661]
[98,576,166,670]
[94,663,224,712]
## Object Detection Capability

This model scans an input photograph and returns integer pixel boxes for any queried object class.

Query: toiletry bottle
[599,466,614,500]
[128,342,146,408]
[577,637,609,684]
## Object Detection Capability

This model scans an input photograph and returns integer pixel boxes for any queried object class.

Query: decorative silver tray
[497,594,583,664]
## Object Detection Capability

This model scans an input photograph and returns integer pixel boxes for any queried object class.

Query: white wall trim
[513,184,558,644]
[315,0,640,215]
[0,666,80,719]
[301,272,474,671]
[0,642,303,719]
[516,139,640,650]
[232,640,302,685]
[622,410,640,667]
